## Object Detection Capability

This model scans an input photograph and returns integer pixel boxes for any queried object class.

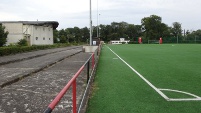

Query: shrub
[0,43,82,56]
[17,39,28,46]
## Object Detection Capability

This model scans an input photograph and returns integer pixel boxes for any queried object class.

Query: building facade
[110,38,130,44]
[0,21,59,46]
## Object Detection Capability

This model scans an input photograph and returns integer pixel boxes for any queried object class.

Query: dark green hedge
[0,43,82,56]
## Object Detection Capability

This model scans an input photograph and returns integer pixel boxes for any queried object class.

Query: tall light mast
[89,0,92,46]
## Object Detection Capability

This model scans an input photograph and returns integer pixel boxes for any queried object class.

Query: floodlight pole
[89,0,92,46]
[97,0,99,38]
[99,14,101,37]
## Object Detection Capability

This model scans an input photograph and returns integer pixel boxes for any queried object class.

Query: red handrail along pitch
[44,53,95,113]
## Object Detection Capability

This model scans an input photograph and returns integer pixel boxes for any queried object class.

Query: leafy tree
[60,35,67,43]
[126,24,137,40]
[108,33,119,40]
[80,27,89,43]
[53,29,59,43]
[0,24,9,46]
[102,25,113,42]
[73,27,81,43]
[186,29,201,41]
[66,28,75,43]
[171,22,182,37]
[141,15,168,40]
[58,29,67,43]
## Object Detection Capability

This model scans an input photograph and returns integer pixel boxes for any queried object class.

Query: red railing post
[72,80,77,113]
[92,53,95,68]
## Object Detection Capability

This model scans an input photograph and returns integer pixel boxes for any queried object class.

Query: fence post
[92,53,95,68]
[72,80,77,113]
[87,61,90,83]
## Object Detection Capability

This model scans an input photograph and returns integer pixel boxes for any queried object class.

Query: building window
[49,38,51,40]
[48,28,50,31]
[43,28,45,31]
[36,37,38,40]
[35,27,37,30]
[43,37,45,40]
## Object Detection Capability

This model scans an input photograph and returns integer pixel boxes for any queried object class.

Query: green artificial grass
[86,44,201,113]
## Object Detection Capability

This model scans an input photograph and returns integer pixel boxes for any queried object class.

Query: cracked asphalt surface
[0,46,92,113]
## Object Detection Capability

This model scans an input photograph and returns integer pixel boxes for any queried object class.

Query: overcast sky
[0,0,201,30]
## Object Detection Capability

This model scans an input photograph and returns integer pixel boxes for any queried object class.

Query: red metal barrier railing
[44,53,95,113]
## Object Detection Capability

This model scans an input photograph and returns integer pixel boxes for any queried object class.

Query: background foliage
[0,24,9,47]
[54,15,201,44]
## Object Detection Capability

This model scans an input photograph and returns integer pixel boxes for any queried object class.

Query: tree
[66,28,75,43]
[171,22,182,43]
[103,25,113,42]
[0,24,9,46]
[58,29,67,43]
[126,24,139,40]
[73,27,81,43]
[171,22,182,37]
[53,29,59,43]
[186,29,201,41]
[60,35,67,43]
[126,24,143,41]
[80,27,89,43]
[141,15,168,40]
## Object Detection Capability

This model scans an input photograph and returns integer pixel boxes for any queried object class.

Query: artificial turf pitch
[86,44,201,113]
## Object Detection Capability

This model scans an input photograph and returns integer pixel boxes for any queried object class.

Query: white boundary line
[107,46,201,101]
[159,88,201,101]
[107,46,170,101]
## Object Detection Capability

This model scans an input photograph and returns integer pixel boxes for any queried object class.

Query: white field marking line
[107,46,170,101]
[169,98,201,101]
[159,88,201,101]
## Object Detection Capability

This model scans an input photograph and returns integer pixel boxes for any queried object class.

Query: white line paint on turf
[107,46,201,101]
[159,88,201,101]
[107,46,170,101]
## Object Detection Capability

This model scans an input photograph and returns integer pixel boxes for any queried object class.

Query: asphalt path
[0,46,91,113]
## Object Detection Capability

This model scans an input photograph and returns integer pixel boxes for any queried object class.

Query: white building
[110,38,130,44]
[0,21,59,46]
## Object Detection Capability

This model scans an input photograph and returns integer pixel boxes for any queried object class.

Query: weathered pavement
[0,46,92,113]
[0,46,82,87]
[0,46,81,65]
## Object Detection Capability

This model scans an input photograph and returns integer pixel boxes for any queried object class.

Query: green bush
[17,39,28,46]
[0,43,84,56]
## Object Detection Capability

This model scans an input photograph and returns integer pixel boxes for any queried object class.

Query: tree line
[1,14,201,47]
[54,15,201,44]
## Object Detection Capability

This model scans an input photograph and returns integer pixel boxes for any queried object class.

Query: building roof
[0,21,59,29]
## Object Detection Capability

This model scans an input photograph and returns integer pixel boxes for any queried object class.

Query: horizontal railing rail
[44,53,95,113]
